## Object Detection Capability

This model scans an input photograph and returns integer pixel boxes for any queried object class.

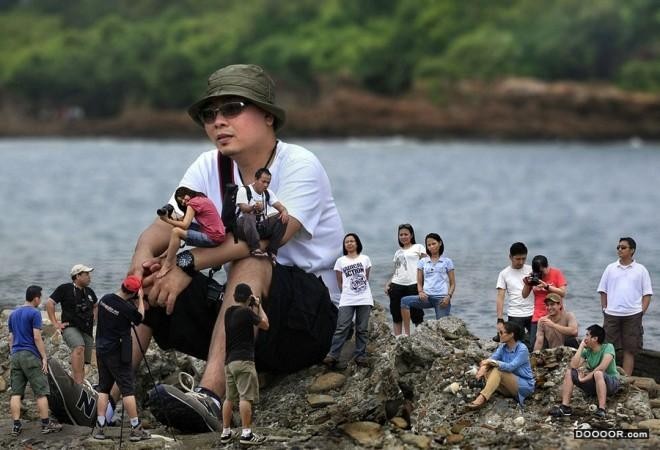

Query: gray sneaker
[41,421,63,434]
[239,432,267,445]
[129,423,151,442]
[147,373,221,433]
[92,422,106,440]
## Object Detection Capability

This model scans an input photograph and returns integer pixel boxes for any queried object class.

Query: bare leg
[36,396,50,420]
[239,400,253,429]
[122,395,139,419]
[393,322,402,336]
[71,346,85,384]
[222,399,234,429]
[622,351,635,376]
[199,257,273,397]
[97,393,109,421]
[10,395,21,420]
[158,228,186,278]
[593,370,607,409]
[401,308,411,336]
[561,368,574,406]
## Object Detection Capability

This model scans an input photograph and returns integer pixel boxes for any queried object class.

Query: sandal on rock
[467,394,488,410]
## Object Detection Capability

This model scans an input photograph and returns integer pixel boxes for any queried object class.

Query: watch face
[177,251,193,268]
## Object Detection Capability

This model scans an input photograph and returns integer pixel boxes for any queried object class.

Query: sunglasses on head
[199,101,249,124]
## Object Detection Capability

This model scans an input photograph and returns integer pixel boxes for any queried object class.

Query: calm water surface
[1,138,659,349]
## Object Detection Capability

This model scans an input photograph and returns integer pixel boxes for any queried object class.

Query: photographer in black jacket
[92,276,150,442]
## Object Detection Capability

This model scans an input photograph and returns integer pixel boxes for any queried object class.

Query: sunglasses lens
[200,108,217,124]
[220,102,246,118]
[199,102,247,124]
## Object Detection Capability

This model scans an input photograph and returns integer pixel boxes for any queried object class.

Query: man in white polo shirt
[494,242,533,347]
[597,237,653,376]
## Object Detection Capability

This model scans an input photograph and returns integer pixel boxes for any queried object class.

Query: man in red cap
[92,276,150,441]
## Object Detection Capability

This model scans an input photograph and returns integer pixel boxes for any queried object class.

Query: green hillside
[1,0,659,117]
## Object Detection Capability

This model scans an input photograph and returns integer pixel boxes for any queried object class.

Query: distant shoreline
[2,78,660,140]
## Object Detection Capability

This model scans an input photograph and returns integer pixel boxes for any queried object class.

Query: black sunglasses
[199,101,249,124]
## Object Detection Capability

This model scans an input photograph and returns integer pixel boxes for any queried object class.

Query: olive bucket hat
[187,64,286,130]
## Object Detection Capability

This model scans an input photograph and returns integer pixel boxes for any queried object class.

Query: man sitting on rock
[532,293,578,351]
[550,324,621,419]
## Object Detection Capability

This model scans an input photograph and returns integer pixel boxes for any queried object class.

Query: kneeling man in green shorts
[8,285,62,436]
[221,283,269,446]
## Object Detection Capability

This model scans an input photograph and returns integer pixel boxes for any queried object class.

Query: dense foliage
[1,0,659,116]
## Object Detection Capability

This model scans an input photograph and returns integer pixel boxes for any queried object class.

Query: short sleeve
[32,310,43,330]
[249,309,262,326]
[445,258,455,272]
[235,186,249,205]
[363,255,372,270]
[49,284,66,303]
[496,269,506,290]
[333,257,343,272]
[642,267,653,296]
[89,289,98,305]
[596,265,609,293]
[271,150,327,237]
[266,189,279,206]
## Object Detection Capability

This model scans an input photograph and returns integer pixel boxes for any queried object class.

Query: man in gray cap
[123,64,343,433]
[46,264,98,385]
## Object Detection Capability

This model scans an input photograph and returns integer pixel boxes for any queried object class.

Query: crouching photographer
[92,276,151,442]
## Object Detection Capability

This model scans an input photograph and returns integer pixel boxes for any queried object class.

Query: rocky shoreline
[1,305,659,449]
[2,78,660,140]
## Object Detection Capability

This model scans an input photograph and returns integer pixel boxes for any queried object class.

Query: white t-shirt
[236,185,279,219]
[391,243,426,286]
[496,264,533,317]
[334,254,374,307]
[171,141,345,299]
[597,260,653,316]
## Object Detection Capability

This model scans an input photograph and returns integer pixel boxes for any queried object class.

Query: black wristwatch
[176,250,196,277]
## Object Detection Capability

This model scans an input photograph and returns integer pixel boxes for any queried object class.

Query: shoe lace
[178,372,208,401]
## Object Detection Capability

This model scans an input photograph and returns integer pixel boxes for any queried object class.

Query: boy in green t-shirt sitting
[550,324,621,419]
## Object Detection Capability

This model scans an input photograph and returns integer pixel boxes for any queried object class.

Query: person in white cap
[46,264,98,384]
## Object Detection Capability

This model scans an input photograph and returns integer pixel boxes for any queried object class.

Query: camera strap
[217,152,235,201]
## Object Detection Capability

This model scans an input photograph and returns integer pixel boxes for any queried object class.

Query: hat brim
[187,89,286,131]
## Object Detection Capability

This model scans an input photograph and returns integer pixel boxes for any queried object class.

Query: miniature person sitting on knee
[236,168,288,263]
[158,186,225,277]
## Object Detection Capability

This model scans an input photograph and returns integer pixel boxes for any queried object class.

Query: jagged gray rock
[1,306,658,448]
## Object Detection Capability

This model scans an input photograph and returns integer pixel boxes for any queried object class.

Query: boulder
[339,421,382,447]
[308,373,346,393]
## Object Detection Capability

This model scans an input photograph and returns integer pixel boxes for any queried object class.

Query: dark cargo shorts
[10,350,49,397]
[143,265,338,373]
[603,311,643,354]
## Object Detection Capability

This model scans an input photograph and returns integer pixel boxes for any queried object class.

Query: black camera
[157,204,174,217]
[248,295,259,308]
[528,274,542,286]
